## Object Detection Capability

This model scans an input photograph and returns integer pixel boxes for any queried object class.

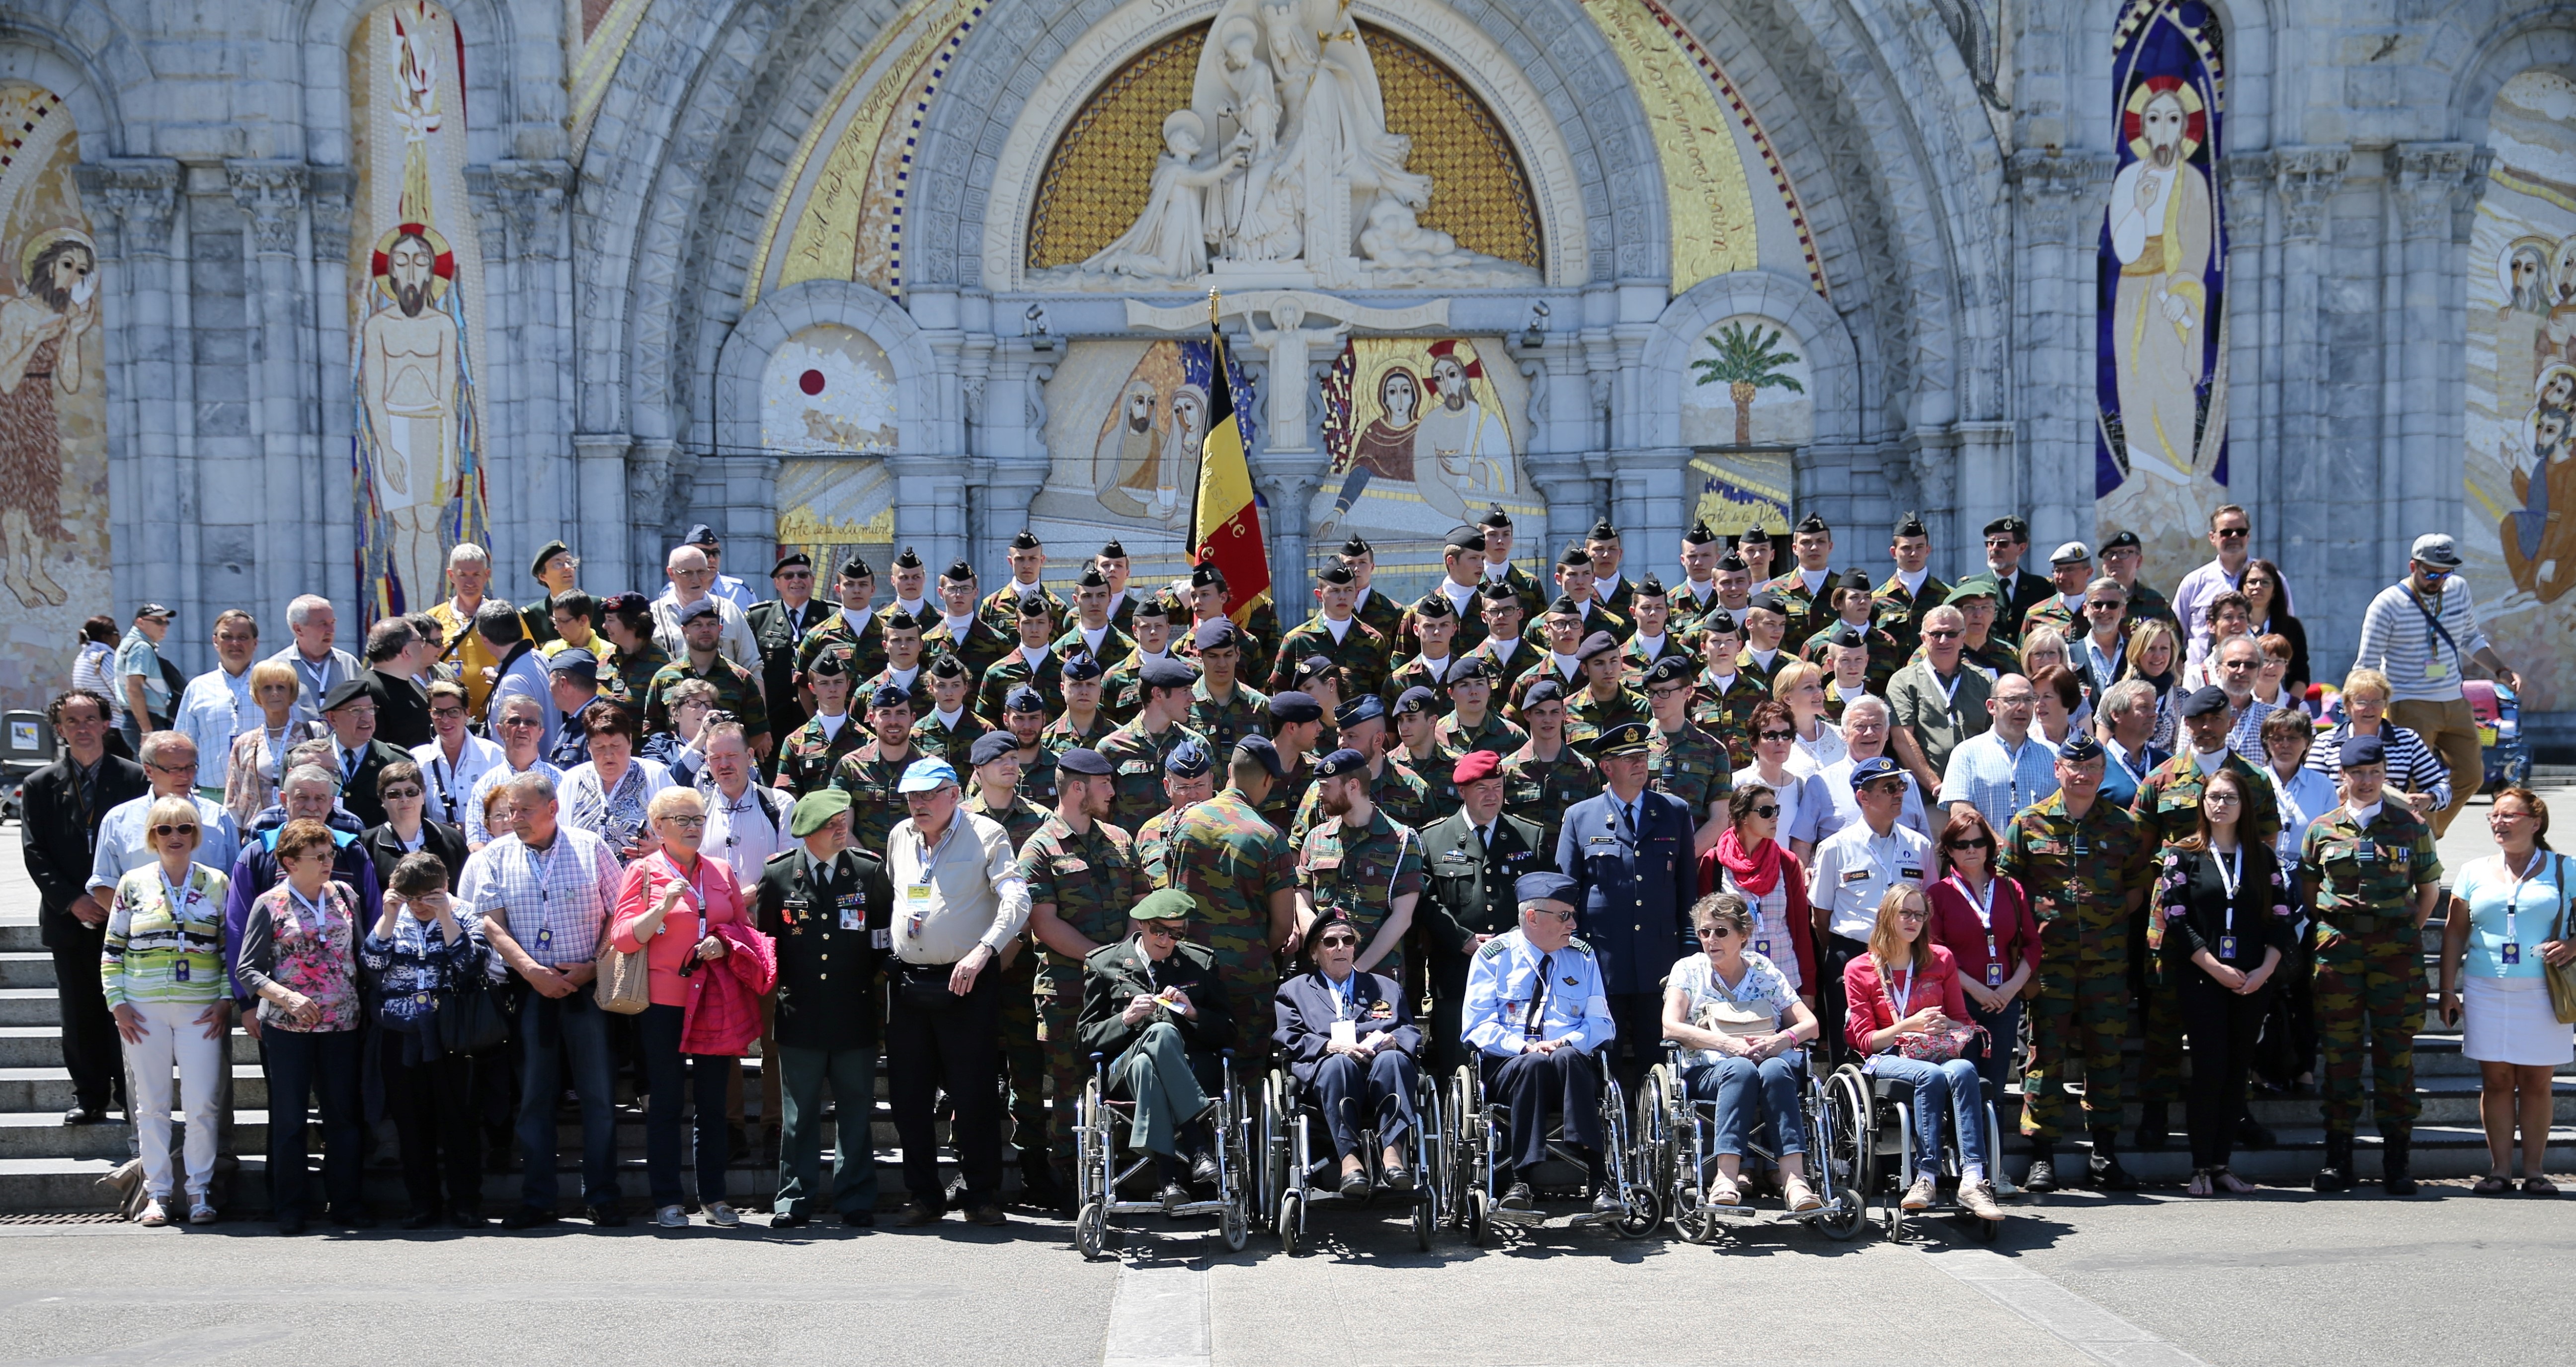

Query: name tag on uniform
[1986,962,2003,987]
[1899,866,1923,880]
[1841,868,1870,885]
[904,883,932,936]
[173,961,190,983]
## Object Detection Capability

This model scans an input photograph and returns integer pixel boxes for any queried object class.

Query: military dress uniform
[1188,681,1271,756]
[642,654,768,744]
[1461,922,1615,1177]
[1098,720,1211,834]
[2300,802,2440,1155]
[1993,566,2056,647]
[1295,807,1427,979]
[2131,749,2284,1120]
[1556,768,1698,1091]
[2121,577,2179,630]
[774,712,866,798]
[829,741,926,858]
[1417,805,1551,1072]
[746,596,828,747]
[1501,742,1600,857]
[1019,812,1144,1167]
[1165,788,1296,1060]
[2020,595,2082,645]
[754,834,892,1222]
[2001,792,2155,1152]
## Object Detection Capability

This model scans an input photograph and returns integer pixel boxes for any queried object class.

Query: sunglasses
[152,822,198,838]
[1757,729,1795,741]
[1924,628,1962,640]
[380,786,423,800]
[1142,922,1187,940]
[501,717,543,729]
[1530,906,1578,923]
[2215,527,2249,540]
[1948,837,1994,850]
[1694,924,1736,939]
[1862,781,1907,797]
[1750,804,1779,818]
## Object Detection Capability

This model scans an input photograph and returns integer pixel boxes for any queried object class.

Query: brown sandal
[2474,1175,2513,1195]
[2524,1176,2559,1195]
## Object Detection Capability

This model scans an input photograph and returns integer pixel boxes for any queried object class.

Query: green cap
[1944,574,2000,605]
[788,789,852,838]
[1130,888,1198,922]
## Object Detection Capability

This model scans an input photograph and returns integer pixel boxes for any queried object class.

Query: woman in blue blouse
[360,851,493,1227]
[2439,788,2575,1195]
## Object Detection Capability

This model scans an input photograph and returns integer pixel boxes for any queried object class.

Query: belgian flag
[1191,298,1271,625]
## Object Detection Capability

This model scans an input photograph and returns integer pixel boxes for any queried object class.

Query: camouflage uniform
[2120,577,2179,631]
[976,650,1065,724]
[1501,741,1601,856]
[910,711,992,771]
[920,616,1012,679]
[1797,618,1904,694]
[1100,651,1180,725]
[1019,813,1143,1163]
[1013,745,1063,809]
[1395,742,1462,814]
[1618,637,1694,692]
[1435,709,1527,759]
[858,666,932,718]
[978,583,1071,637]
[1188,681,1272,756]
[1258,753,1316,831]
[2020,595,2081,645]
[643,655,768,743]
[1386,655,1465,712]
[828,741,925,858]
[1458,638,1543,701]
[1648,722,1732,829]
[2300,806,2440,1136]
[1288,757,1435,844]
[1136,804,1196,887]
[1038,713,1113,756]
[1353,587,1407,659]
[1166,789,1295,1058]
[2131,751,2284,1106]
[772,712,865,797]
[966,791,1052,854]
[1097,719,1211,834]
[1869,573,1951,660]
[1690,670,1768,768]
[1050,623,1134,670]
[795,608,886,682]
[1267,616,1391,699]
[600,642,670,717]
[1566,686,1649,749]
[2001,793,2155,1142]
[1761,569,1841,649]
[1732,647,1786,697]
[1296,809,1427,978]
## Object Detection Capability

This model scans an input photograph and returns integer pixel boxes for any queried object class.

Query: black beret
[2179,685,2231,719]
[1645,655,1694,686]
[1234,735,1286,779]
[1269,690,1323,724]
[1395,685,1439,715]
[1004,685,1046,714]
[870,684,912,710]
[1010,529,1042,550]
[1058,747,1114,777]
[1521,677,1566,707]
[969,732,1019,767]
[771,551,813,577]
[1449,656,1495,683]
[529,540,572,580]
[322,678,372,711]
[1193,619,1239,651]
[2102,529,2142,552]
[676,599,722,625]
[1060,652,1104,681]
[1314,748,1368,780]
[1290,655,1336,687]
[1163,739,1212,777]
[2341,733,2387,768]
[892,546,924,569]
[547,648,599,680]
[1141,658,1198,690]
[1983,515,2029,539]
[2058,732,2105,763]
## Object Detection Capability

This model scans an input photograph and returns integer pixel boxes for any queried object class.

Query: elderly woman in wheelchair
[1841,883,2004,1222]
[1272,910,1423,1198]
[1659,891,1824,1213]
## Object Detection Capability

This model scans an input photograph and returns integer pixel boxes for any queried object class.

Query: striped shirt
[101,864,230,1008]
[467,826,623,968]
[2302,721,2452,811]
[1936,730,2062,835]
[464,760,564,846]
[2354,579,2491,704]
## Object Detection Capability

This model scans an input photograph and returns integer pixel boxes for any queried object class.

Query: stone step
[0,923,42,955]
[0,1027,261,1068]
[0,990,60,1027]
[1990,1126,2576,1187]
[0,954,63,990]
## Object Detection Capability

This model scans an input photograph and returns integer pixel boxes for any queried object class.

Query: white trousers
[123,999,224,1201]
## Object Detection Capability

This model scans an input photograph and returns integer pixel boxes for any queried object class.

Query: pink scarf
[1715,827,1783,898]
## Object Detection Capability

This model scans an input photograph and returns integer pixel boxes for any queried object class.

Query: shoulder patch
[1477,938,1510,960]
[1565,938,1596,957]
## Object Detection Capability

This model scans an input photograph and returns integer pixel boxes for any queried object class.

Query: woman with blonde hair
[2305,668,2450,815]
[102,795,231,1225]
[1771,660,1846,776]
[224,659,328,826]
[2118,617,2183,751]
[1840,882,2001,1220]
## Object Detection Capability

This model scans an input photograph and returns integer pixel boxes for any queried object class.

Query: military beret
[1746,590,1788,617]
[685,523,720,547]
[965,732,1016,768]
[1394,686,1439,716]
[1516,872,1578,908]
[1413,592,1454,620]
[789,789,852,837]
[1289,656,1336,688]
[1190,562,1226,589]
[1893,511,1929,539]
[1131,888,1196,922]
[836,554,873,580]
[1740,526,1772,546]
[530,539,572,581]
[927,654,967,679]
[1547,594,1583,617]
[1717,552,1750,573]
[607,591,651,617]
[1315,748,1368,780]
[1010,529,1042,551]
[1478,505,1514,529]
[1339,535,1372,559]
[1449,655,1495,683]
[1335,694,1385,728]
[1061,652,1104,682]
[1162,739,1211,777]
[1140,657,1197,690]
[1269,690,1323,724]
[1478,581,1520,602]
[892,546,924,569]
[2101,529,2141,552]
[1452,749,1502,785]
[1590,720,1650,759]
[1576,631,1620,663]
[546,647,599,680]
[2340,733,2387,768]
[1944,576,1999,605]
[807,651,848,679]
[1645,655,1694,686]
[1057,747,1114,777]
[1446,524,1487,553]
[1983,515,2029,540]
[1521,677,1566,708]
[1317,563,1355,586]
[1134,595,1172,619]
[1587,518,1619,541]
[1849,755,1904,790]
[1683,520,1721,547]
[1004,685,1046,714]
[941,560,975,582]
[1634,574,1666,598]
[870,684,913,710]
[771,551,813,578]
[1556,544,1593,568]
[1233,734,1286,779]
[677,599,722,624]
[1700,610,1741,636]
[1795,512,1830,536]
[2179,684,2231,719]
[2058,732,2105,764]
[1824,623,1867,649]
[2050,541,2093,567]
[322,678,372,712]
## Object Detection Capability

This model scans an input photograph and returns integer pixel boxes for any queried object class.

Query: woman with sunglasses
[1738,700,1829,859]
[102,796,232,1225]
[2154,768,2293,1195]
[1662,891,1822,1212]
[1699,784,1818,1004]
[1926,809,2036,1110]
[360,759,468,896]
[223,659,329,828]
[1842,882,2004,1221]
[2117,618,2182,753]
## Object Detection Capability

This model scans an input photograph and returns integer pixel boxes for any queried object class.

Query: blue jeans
[262,1026,364,1221]
[1966,997,2022,1104]
[1684,1055,1806,1158]
[1865,1054,1994,1178]
[640,1003,732,1206]
[517,988,619,1209]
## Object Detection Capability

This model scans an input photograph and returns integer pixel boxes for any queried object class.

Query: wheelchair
[1635,1043,1866,1243]
[1071,1047,1256,1260]
[1821,1059,2003,1244]
[1443,1050,1658,1243]
[1260,1059,1445,1254]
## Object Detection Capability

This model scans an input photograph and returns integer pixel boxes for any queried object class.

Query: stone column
[572,433,634,591]
[79,160,185,625]
[494,160,576,572]
[307,168,356,606]
[2005,149,2114,548]
[2393,143,2473,543]
[226,160,312,621]
[2272,147,2349,590]
[629,438,677,586]
[1256,455,1329,629]
[2221,153,2276,537]
[888,453,967,575]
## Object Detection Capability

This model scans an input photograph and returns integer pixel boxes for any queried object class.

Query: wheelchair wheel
[1076,1078,1107,1206]
[1635,1065,1679,1228]
[1410,1186,1436,1251]
[1220,1200,1249,1253]
[1612,1188,1660,1240]
[1277,1192,1303,1255]
[1074,1201,1108,1261]
[1260,1071,1289,1222]
[1819,1188,1866,1242]
[1448,1065,1483,1232]
[1467,1188,1491,1247]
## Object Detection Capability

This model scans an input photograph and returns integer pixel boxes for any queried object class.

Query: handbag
[2546,854,2576,1025]
[438,969,512,1054]
[1692,996,1777,1039]
[1896,1024,1983,1062]
[594,939,652,1015]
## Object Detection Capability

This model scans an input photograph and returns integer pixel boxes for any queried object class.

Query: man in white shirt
[2170,502,2253,650]
[1060,566,1129,664]
[683,523,756,613]
[1816,697,1930,839]
[266,595,363,730]
[412,679,503,830]
[888,545,932,621]
[1429,524,1487,642]
[652,543,761,672]
[175,609,263,799]
[1585,518,1631,614]
[87,730,242,900]
[1807,757,1932,1065]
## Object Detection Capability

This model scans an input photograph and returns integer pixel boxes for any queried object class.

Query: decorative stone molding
[224,160,308,256]
[307,166,355,263]
[76,159,180,258]
[2273,146,2349,242]
[462,166,510,263]
[2393,142,2474,241]
[2219,152,2272,234]
[2005,150,2114,244]
[491,159,574,258]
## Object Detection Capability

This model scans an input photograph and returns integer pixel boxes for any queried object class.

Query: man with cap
[1501,678,1600,859]
[963,726,1052,1197]
[744,552,824,753]
[1641,654,1732,854]
[1093,540,1145,634]
[883,755,1031,1226]
[1135,739,1216,886]
[1044,652,1114,751]
[1476,505,1548,623]
[1671,520,1729,635]
[2019,542,2095,643]
[1565,631,1646,748]
[1388,592,1469,703]
[1550,543,1633,643]
[1391,686,1461,805]
[1338,536,1409,653]
[1436,656,1528,759]
[1871,511,1950,659]
[1688,610,1764,767]
[756,789,892,1227]
[1055,565,1136,669]
[2354,531,2521,836]
[2126,684,2282,1149]
[1186,620,1272,754]
[1801,573,1903,688]
[976,593,1066,724]
[1935,672,2059,836]
[1734,590,1794,692]
[1584,519,1635,622]
[774,650,865,797]
[1405,524,1493,658]
[1762,513,1841,646]
[643,598,769,756]
[680,524,755,613]
[1529,596,1592,698]
[1257,686,1329,830]
[924,561,1014,681]
[792,554,881,702]
[829,683,927,859]
[520,540,581,646]
[2000,733,2157,1192]
[1103,595,1182,724]
[1819,622,1883,721]
[1275,906,1428,1198]
[1939,576,2023,679]
[653,543,762,671]
[1021,746,1145,1206]
[1272,563,1392,699]
[1164,736,1300,1058]
[980,529,1071,637]
[860,608,933,718]
[1713,547,1756,617]
[888,545,933,622]
[1293,743,1426,975]
[2298,731,2441,1194]
[543,650,603,770]
[910,654,990,771]
[1289,695,1435,840]
[1885,603,1994,796]
[1077,887,1238,1210]
[1557,720,1697,1093]
[997,685,1062,809]
[1617,576,1691,687]
[1808,755,1936,1067]
[2096,530,2177,630]
[1416,748,1550,1073]
[1461,871,1619,1216]
[966,730,1051,854]
[1460,582,1542,699]
[1979,516,2054,646]
[1100,658,1214,834]
[319,679,412,829]
[1183,560,1282,683]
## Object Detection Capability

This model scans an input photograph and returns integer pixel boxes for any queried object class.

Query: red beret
[1453,750,1502,785]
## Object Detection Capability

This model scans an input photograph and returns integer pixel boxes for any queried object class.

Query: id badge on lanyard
[904,883,933,938]
[2215,847,2243,961]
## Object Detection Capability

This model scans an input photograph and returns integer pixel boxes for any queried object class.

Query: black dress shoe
[1499,1181,1534,1212]
[2022,1158,2059,1194]
[841,1209,874,1228]
[584,1202,627,1228]
[895,1200,944,1227]
[770,1212,809,1229]
[1160,1183,1192,1217]
[1590,1186,1623,1217]
[1338,1169,1372,1199]
[328,1208,378,1230]
[966,1201,1009,1227]
[448,1206,486,1229]
[60,1106,105,1126]
[1189,1150,1221,1187]
[1382,1164,1414,1192]
[2088,1151,2139,1192]
[274,1215,307,1236]
[402,1210,443,1230]
[498,1206,557,1230]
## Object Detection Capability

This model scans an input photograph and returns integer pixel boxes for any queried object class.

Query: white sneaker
[655,1204,689,1228]
[136,1198,168,1227]
[1901,1175,1936,1211]
[188,1201,218,1225]
[706,1202,740,1227]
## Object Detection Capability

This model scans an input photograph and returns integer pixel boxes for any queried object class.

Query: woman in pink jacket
[613,786,769,1230]
[1842,882,2003,1222]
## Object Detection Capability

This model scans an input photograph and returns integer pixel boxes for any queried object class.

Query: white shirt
[174,665,257,789]
[1018,644,1051,670]
[1808,819,1934,941]
[1632,632,1668,659]
[413,734,506,829]
[1078,625,1111,656]
[1488,637,1523,663]
[706,782,792,885]
[1748,647,1779,672]
[811,712,850,744]
[1798,567,1829,595]
[942,613,977,639]
[895,597,929,619]
[1008,579,1041,600]
[1894,566,1929,597]
[1440,579,1478,616]
[886,664,920,691]
[1321,615,1353,644]
[2344,799,2385,826]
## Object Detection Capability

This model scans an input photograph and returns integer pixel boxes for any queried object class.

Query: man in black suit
[319,679,410,829]
[358,759,470,893]
[19,690,148,1124]
[1556,721,1698,1094]
[1415,747,1551,1075]
[746,552,827,763]
[1273,911,1426,1197]
[753,789,892,1227]
[360,617,433,749]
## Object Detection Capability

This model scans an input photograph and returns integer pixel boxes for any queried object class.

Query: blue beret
[1645,655,1694,686]
[1061,652,1104,681]
[2058,732,2105,763]
[1334,694,1384,728]
[1394,686,1439,715]
[1290,654,1337,687]
[969,732,1019,768]
[1057,747,1113,777]
[1314,748,1368,779]
[1516,872,1578,907]
[2179,685,2231,719]
[1522,677,1565,707]
[1269,690,1322,724]
[1234,735,1286,779]
[2340,733,2387,768]
[871,684,912,710]
[1576,631,1620,663]
[1193,619,1239,651]
[546,647,598,679]
[1164,739,1212,777]
[1004,684,1046,713]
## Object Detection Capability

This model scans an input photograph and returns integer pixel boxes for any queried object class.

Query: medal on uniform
[839,892,864,932]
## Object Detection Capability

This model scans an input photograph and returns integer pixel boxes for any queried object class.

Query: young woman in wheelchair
[1842,883,2006,1221]
[1659,891,1823,1212]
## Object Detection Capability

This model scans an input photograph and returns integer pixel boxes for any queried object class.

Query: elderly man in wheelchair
[1273,910,1424,1198]
[1077,887,1238,1215]
[1460,873,1623,1219]
[1658,890,1826,1214]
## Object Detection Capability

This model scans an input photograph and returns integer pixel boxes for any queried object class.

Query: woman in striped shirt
[2303,668,2450,816]
[102,795,232,1226]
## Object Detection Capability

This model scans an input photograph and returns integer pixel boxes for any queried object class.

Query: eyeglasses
[146,760,194,776]
[1530,906,1578,923]
[430,706,466,719]
[1750,804,1780,818]
[380,786,423,800]
[1141,922,1187,940]
[1757,729,1794,741]
[2202,791,2241,806]
[152,823,198,838]
[1896,907,1929,923]
[1694,924,1736,940]
[1924,628,1962,640]
[661,815,708,829]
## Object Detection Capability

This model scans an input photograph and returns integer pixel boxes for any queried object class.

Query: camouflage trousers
[997,947,1046,1162]
[1036,988,1085,1166]
[2131,915,2184,1106]
[1206,927,1279,1068]
[2021,924,2127,1142]
[2314,923,2424,1134]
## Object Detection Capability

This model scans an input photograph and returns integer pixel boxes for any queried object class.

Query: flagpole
[1192,288,1221,566]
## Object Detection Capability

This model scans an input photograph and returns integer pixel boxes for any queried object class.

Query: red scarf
[1715,827,1783,898]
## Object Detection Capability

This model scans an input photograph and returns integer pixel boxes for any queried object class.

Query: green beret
[789,789,852,838]
[1130,888,1198,922]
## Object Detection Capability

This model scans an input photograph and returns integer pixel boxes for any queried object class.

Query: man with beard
[1293,747,1426,981]
[362,230,459,609]
[0,230,94,609]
